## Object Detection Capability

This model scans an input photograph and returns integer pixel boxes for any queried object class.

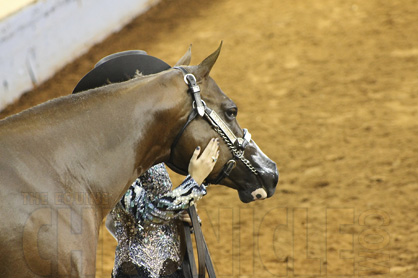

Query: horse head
[167,43,279,203]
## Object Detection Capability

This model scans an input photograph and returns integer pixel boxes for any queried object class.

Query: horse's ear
[174,44,192,66]
[195,41,223,79]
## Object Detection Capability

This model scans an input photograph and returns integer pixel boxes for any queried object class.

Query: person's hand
[188,138,220,185]
[179,206,201,226]
[179,210,192,225]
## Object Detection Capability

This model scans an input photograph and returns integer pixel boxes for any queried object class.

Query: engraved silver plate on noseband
[169,67,258,184]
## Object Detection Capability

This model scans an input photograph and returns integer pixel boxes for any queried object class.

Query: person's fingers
[211,150,220,166]
[209,145,219,161]
[179,211,192,225]
[198,139,212,159]
[209,140,219,164]
[201,138,219,160]
[213,139,220,154]
[211,138,220,153]
[209,139,220,162]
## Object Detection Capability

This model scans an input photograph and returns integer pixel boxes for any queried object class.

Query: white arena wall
[0,0,159,112]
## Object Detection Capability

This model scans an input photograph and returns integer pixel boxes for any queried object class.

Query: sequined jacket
[110,163,206,278]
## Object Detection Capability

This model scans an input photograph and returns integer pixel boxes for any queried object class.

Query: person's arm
[108,138,220,232]
[142,138,220,224]
[141,175,206,224]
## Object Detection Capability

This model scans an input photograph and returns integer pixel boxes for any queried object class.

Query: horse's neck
[60,78,187,205]
[2,71,188,212]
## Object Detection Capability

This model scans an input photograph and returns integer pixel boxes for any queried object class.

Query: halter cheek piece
[167,67,258,184]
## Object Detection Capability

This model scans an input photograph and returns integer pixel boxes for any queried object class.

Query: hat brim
[72,50,171,94]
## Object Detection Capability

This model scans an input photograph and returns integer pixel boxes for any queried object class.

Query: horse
[0,43,278,278]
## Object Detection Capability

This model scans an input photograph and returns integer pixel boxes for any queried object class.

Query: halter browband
[167,67,258,184]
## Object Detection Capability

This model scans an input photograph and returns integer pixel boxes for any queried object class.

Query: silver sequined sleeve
[120,164,206,228]
[144,175,207,224]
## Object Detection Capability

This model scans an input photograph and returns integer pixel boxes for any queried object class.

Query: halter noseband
[167,67,258,184]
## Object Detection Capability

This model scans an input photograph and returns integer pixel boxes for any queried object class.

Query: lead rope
[183,205,216,278]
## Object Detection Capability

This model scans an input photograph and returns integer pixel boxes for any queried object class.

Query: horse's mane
[0,68,170,128]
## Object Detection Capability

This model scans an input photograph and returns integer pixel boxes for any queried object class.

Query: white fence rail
[0,0,158,111]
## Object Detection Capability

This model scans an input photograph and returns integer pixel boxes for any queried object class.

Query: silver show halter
[168,67,258,184]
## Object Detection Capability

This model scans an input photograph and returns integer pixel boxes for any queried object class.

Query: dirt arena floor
[1,0,417,277]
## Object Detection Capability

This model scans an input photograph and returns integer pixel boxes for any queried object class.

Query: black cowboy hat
[72,50,171,94]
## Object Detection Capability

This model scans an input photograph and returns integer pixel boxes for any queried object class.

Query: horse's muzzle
[265,162,279,197]
[238,165,279,203]
[257,162,279,199]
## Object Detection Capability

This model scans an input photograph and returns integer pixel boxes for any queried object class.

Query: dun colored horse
[0,44,278,277]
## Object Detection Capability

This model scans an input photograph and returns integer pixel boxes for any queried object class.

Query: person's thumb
[190,146,201,161]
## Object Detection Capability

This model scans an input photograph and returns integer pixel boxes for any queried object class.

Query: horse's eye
[225,108,237,119]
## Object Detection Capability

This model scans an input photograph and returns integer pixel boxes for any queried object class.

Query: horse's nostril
[251,188,267,200]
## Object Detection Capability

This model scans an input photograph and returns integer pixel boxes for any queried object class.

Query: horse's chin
[238,187,268,203]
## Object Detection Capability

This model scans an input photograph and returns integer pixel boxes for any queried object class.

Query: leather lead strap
[183,205,217,278]
[183,224,197,278]
[189,206,206,278]
[203,236,216,278]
